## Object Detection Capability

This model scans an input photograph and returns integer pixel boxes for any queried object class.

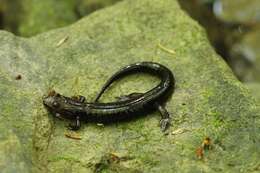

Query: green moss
[246,83,260,106]
[19,0,78,37]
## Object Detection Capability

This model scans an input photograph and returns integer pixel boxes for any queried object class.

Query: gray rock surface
[0,0,259,172]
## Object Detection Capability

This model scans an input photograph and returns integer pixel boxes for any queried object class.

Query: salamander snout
[42,90,62,108]
[42,95,54,106]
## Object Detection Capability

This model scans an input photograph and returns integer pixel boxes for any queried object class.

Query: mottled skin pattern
[43,62,175,131]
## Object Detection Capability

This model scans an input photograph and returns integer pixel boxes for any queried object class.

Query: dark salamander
[43,62,175,132]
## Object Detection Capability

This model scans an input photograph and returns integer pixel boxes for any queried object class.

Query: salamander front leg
[71,95,86,103]
[68,116,81,131]
[156,103,171,132]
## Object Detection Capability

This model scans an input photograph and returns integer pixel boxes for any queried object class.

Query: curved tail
[94,62,174,102]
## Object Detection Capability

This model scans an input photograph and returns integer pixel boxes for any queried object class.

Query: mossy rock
[0,0,122,37]
[76,0,122,17]
[19,0,78,37]
[0,0,259,172]
[246,83,260,106]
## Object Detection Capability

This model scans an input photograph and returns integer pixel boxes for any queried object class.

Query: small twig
[157,43,176,55]
[171,128,189,135]
[56,36,69,47]
[65,131,82,140]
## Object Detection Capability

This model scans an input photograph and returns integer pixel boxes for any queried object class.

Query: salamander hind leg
[156,103,171,132]
[115,92,143,101]
[68,116,81,131]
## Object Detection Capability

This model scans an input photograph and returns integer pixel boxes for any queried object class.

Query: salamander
[42,62,175,131]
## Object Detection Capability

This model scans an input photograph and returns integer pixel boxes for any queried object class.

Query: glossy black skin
[43,62,175,131]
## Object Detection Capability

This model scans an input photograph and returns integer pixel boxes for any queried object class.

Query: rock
[213,0,260,23]
[76,0,122,17]
[0,0,78,37]
[230,26,260,82]
[0,0,259,172]
[178,0,260,83]
[246,83,260,106]
[18,0,78,37]
[0,0,122,37]
[0,0,23,34]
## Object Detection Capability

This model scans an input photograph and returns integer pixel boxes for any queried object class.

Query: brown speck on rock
[15,74,22,80]
[196,146,204,160]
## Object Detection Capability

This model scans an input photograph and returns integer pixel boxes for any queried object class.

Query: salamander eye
[52,101,59,107]
[55,93,61,97]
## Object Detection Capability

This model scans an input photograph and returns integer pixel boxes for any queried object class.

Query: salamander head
[43,90,84,120]
[42,90,66,112]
